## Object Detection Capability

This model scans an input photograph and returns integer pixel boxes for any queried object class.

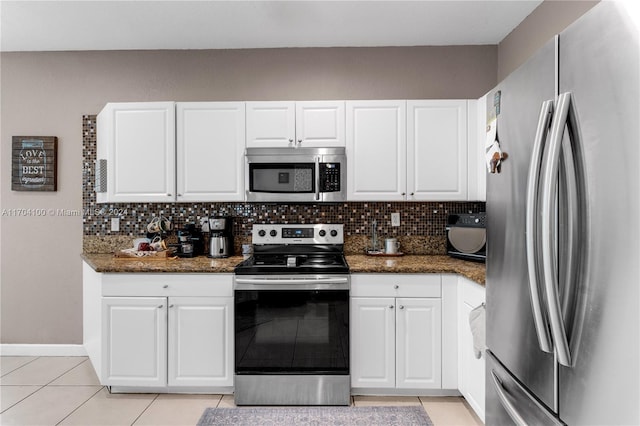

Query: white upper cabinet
[346,100,407,201]
[97,101,245,203]
[407,100,468,200]
[468,96,487,201]
[97,102,176,203]
[348,100,472,201]
[246,101,296,147]
[295,101,345,147]
[246,101,345,147]
[176,102,245,202]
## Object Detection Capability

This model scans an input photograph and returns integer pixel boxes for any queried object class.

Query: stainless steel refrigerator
[486,2,639,425]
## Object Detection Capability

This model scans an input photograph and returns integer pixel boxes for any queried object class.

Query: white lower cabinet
[350,274,442,390]
[168,297,233,387]
[458,276,486,422]
[84,264,234,392]
[102,297,167,387]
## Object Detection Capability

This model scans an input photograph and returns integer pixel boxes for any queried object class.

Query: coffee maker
[208,216,233,258]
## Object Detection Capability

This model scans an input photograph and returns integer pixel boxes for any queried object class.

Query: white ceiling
[0,0,543,52]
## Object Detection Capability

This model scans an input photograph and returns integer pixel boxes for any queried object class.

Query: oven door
[234,275,350,376]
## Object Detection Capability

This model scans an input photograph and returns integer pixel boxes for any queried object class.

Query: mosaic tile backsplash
[83,115,485,254]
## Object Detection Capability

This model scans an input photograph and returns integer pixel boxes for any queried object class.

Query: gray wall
[497,0,599,81]
[1,46,497,345]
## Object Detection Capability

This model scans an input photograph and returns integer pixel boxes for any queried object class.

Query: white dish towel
[469,303,486,359]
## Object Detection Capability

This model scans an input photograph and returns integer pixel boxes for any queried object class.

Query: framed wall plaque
[11,136,58,191]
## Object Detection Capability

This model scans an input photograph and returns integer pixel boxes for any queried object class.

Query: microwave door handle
[314,157,321,201]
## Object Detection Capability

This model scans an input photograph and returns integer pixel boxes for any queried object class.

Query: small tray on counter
[114,249,176,259]
[365,250,405,257]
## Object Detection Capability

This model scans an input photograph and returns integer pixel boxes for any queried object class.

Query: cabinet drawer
[102,274,233,297]
[351,274,441,298]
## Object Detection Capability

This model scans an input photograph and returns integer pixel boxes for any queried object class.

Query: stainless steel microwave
[245,147,346,202]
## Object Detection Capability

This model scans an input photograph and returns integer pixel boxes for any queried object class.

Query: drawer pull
[394,285,399,289]
[163,285,169,289]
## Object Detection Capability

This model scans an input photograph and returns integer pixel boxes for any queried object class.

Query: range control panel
[252,224,344,245]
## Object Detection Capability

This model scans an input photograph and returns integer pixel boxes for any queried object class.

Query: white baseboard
[0,344,87,357]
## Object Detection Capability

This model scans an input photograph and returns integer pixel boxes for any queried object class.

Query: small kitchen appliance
[233,223,350,405]
[446,213,486,262]
[208,216,233,258]
[176,228,194,258]
[245,147,346,202]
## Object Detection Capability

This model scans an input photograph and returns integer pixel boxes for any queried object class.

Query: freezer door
[558,3,640,425]
[486,38,556,415]
[486,350,564,426]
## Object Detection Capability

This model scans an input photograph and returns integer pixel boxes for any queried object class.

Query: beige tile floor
[1,356,483,426]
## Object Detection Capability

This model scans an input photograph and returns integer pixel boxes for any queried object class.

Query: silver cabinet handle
[389,305,394,309]
[525,100,554,353]
[157,305,164,308]
[163,285,169,289]
[490,371,527,426]
[394,285,399,289]
[540,92,573,367]
[298,139,302,144]
[399,305,404,310]
[169,304,174,308]
[289,139,294,144]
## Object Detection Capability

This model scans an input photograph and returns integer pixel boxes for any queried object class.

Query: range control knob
[258,229,266,237]
[330,229,338,237]
[270,229,278,237]
[319,230,326,237]
[475,218,480,224]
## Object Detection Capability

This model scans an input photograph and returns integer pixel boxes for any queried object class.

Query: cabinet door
[351,297,396,388]
[468,97,487,201]
[176,102,245,202]
[295,101,345,147]
[346,101,407,200]
[168,297,233,387]
[98,102,175,202]
[407,100,467,200]
[396,298,442,389]
[458,277,486,421]
[246,101,295,147]
[102,297,167,386]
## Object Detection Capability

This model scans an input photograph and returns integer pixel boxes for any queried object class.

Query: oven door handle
[235,276,350,291]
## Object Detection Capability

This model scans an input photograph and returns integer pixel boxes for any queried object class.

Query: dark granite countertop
[82,253,485,285]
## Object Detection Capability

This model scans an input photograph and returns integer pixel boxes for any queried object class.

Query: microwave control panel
[320,163,341,192]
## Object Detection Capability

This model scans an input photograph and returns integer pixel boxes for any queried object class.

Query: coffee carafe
[208,216,233,258]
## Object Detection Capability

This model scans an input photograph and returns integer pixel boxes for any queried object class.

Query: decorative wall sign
[11,136,58,191]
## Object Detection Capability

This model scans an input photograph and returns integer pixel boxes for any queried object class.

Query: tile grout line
[0,384,46,414]
[54,385,105,426]
[42,358,91,387]
[0,355,41,378]
[130,393,161,426]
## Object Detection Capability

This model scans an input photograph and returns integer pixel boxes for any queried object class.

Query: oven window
[249,163,314,193]
[235,290,349,375]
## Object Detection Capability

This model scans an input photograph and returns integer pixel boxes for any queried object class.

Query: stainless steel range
[233,224,350,406]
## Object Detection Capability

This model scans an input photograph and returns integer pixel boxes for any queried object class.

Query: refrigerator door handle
[525,100,554,353]
[540,92,573,367]
[490,370,528,426]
